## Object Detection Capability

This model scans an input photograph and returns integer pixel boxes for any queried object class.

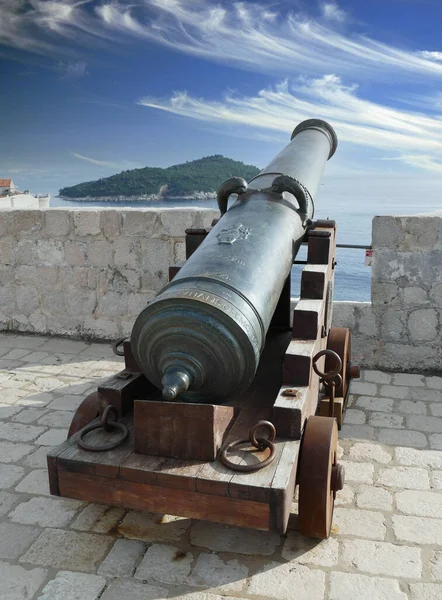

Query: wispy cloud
[58,60,88,78]
[139,75,442,171]
[418,51,442,62]
[70,151,140,170]
[321,2,347,23]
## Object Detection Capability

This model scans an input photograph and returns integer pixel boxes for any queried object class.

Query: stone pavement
[1,333,442,600]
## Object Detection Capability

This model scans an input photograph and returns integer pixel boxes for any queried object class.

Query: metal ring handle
[249,420,276,450]
[101,404,118,432]
[220,438,276,472]
[112,338,127,356]
[78,421,129,452]
[313,349,342,380]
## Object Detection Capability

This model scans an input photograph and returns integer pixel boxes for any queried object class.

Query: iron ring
[112,338,127,357]
[249,420,276,450]
[313,349,342,380]
[78,421,129,452]
[220,438,276,472]
[100,404,118,432]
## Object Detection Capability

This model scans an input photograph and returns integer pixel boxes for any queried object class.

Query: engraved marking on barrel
[217,223,250,245]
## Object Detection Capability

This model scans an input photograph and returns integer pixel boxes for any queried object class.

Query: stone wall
[1,208,441,374]
[0,208,218,340]
[333,214,442,373]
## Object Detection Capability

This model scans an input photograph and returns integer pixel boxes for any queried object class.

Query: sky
[2,0,442,198]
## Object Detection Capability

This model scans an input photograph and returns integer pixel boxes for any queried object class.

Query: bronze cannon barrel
[131,119,337,402]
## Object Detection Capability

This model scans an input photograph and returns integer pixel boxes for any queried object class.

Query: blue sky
[2,0,442,196]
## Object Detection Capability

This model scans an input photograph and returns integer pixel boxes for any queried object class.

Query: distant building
[0,178,17,196]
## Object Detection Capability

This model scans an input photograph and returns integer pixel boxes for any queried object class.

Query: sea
[51,176,442,303]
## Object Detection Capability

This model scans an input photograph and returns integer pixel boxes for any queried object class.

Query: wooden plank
[269,440,300,533]
[282,339,317,386]
[58,470,270,530]
[301,265,328,300]
[57,418,134,479]
[98,372,154,417]
[134,400,236,461]
[292,299,325,340]
[47,433,79,496]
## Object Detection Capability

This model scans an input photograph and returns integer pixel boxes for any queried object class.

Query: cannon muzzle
[131,119,337,402]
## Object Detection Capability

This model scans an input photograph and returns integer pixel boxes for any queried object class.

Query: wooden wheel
[326,327,351,400]
[67,392,107,438]
[298,416,344,539]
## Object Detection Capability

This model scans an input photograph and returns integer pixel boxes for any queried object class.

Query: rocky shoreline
[60,190,218,202]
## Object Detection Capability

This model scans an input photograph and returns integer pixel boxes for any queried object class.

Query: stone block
[401,216,440,251]
[41,288,66,316]
[396,490,442,518]
[0,284,16,312]
[114,238,140,269]
[356,396,394,412]
[11,210,43,237]
[187,553,249,591]
[160,209,199,238]
[0,522,40,558]
[45,210,71,237]
[397,400,427,415]
[0,490,20,516]
[410,583,442,600]
[403,286,428,306]
[39,571,106,600]
[64,287,97,317]
[15,265,58,288]
[349,442,392,463]
[350,381,378,396]
[247,561,325,600]
[82,317,119,340]
[0,238,13,265]
[339,461,374,484]
[21,528,112,571]
[97,291,128,317]
[331,301,355,328]
[0,463,25,488]
[101,210,121,239]
[73,210,102,236]
[377,466,429,489]
[395,446,442,468]
[122,210,160,237]
[355,303,377,336]
[369,412,404,429]
[14,239,37,265]
[0,440,33,463]
[15,469,51,495]
[371,281,401,306]
[378,428,427,448]
[135,543,193,585]
[9,496,82,527]
[37,239,65,265]
[36,428,68,446]
[392,515,442,544]
[86,240,113,268]
[0,265,14,285]
[329,572,407,600]
[98,539,145,578]
[344,409,366,425]
[190,521,280,555]
[378,308,405,342]
[65,241,87,266]
[0,561,47,600]
[340,424,375,440]
[356,485,393,510]
[408,308,438,342]
[407,415,442,433]
[15,285,40,316]
[380,343,442,372]
[372,215,403,249]
[117,511,190,542]
[333,508,386,539]
[426,376,442,390]
[0,422,45,442]
[172,239,186,263]
[429,283,442,307]
[281,532,338,566]
[431,552,442,580]
[429,434,442,450]
[341,538,421,578]
[100,580,168,600]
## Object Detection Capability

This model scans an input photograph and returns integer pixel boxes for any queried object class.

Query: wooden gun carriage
[48,119,359,539]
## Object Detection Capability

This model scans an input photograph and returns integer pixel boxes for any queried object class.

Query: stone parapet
[1,208,441,374]
[0,208,218,340]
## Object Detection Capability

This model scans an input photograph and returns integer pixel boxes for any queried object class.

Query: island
[59,155,260,201]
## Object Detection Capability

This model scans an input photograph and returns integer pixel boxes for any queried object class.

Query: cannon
[48,119,359,539]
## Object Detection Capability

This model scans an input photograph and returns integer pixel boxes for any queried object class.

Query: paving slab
[0,333,441,598]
